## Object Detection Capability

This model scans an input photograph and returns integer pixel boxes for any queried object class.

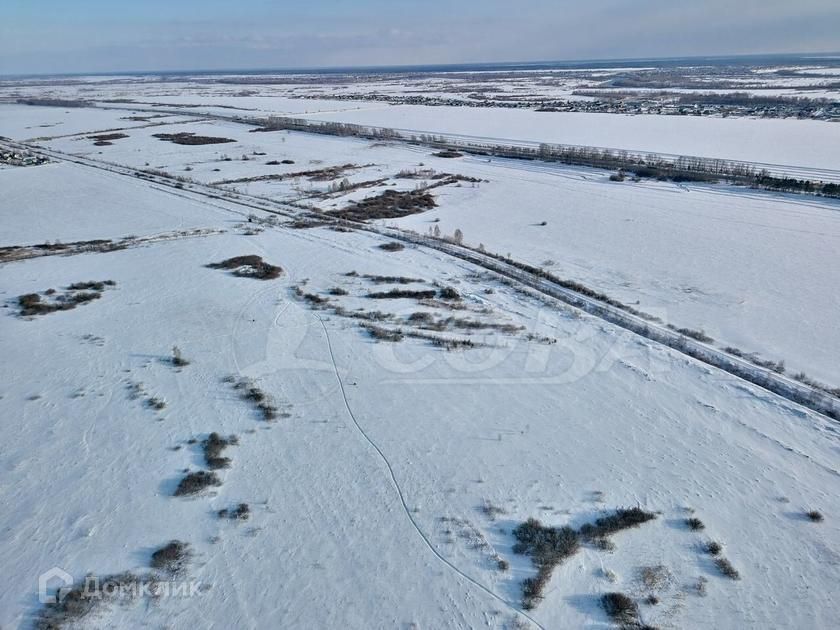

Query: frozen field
[0,104,195,143]
[1,93,839,630]
[0,161,234,245]
[1,166,839,629]
[9,106,838,385]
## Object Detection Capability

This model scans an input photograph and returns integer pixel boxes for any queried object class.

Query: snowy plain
[2,185,839,629]
[1,84,839,630]
[12,105,839,385]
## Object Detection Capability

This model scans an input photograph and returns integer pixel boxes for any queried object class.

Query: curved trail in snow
[317,315,545,630]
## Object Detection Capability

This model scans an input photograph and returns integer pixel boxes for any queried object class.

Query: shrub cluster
[363,274,425,284]
[231,377,281,421]
[174,471,221,497]
[218,503,251,521]
[150,541,191,575]
[18,281,116,317]
[513,509,657,610]
[203,432,238,470]
[207,255,283,280]
[330,190,437,221]
[367,289,437,300]
[601,592,640,626]
[153,132,236,145]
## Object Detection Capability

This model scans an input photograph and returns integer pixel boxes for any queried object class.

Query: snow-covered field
[1,85,839,630]
[7,104,836,385]
[3,57,839,174]
[297,106,840,172]
[0,161,234,245]
[0,105,195,143]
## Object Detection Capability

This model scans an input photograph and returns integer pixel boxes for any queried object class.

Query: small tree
[453,228,464,244]
[171,346,190,367]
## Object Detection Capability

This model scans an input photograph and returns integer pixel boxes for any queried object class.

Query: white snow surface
[1,103,838,630]
[17,110,838,385]
[0,161,234,245]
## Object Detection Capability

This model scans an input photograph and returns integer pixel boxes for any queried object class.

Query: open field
[4,103,838,384]
[1,65,839,629]
[2,162,839,629]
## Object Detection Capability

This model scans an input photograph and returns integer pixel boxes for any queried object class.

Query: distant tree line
[17,98,92,108]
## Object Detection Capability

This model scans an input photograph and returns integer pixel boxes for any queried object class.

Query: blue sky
[1,0,838,74]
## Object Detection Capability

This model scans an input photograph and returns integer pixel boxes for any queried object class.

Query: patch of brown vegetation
[213,163,363,186]
[330,189,437,221]
[18,281,116,317]
[153,132,236,146]
[87,133,129,146]
[207,255,282,280]
[0,239,123,264]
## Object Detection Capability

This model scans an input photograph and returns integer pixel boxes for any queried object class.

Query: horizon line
[3,50,840,81]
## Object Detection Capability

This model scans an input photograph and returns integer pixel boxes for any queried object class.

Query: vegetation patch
[330,189,437,221]
[439,286,461,300]
[363,274,426,284]
[150,540,191,575]
[87,132,129,146]
[213,163,361,185]
[513,508,657,609]
[153,132,236,145]
[170,345,190,367]
[218,503,251,521]
[638,565,672,592]
[292,284,331,307]
[35,571,158,630]
[706,541,723,555]
[202,432,238,470]
[397,168,483,183]
[0,238,110,263]
[18,281,116,317]
[362,324,405,342]
[579,508,658,540]
[601,592,642,627]
[668,326,714,343]
[723,346,787,374]
[174,471,222,497]
[714,557,741,580]
[228,376,286,421]
[514,519,580,610]
[207,255,283,280]
[367,288,437,300]
[126,381,166,413]
[430,316,523,334]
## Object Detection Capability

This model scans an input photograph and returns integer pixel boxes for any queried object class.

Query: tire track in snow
[316,315,545,630]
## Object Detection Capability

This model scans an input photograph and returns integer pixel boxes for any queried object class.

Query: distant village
[0,148,50,167]
[297,92,840,121]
